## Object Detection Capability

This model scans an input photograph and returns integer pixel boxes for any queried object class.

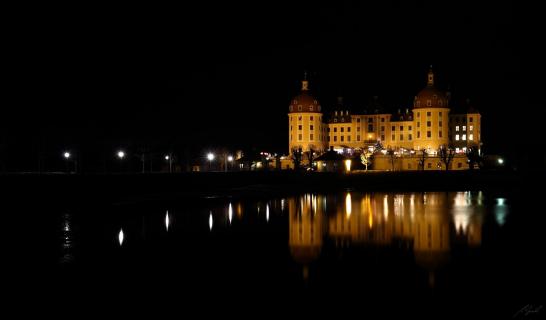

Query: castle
[287,67,481,171]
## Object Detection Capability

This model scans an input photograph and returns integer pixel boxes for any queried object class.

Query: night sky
[5,1,543,170]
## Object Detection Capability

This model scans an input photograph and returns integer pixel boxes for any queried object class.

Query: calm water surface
[21,190,545,317]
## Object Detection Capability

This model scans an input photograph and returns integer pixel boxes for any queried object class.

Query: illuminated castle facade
[287,68,482,170]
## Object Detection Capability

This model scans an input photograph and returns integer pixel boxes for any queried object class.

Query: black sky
[5,0,544,170]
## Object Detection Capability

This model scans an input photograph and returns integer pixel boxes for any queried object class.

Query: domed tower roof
[413,67,449,109]
[289,75,321,113]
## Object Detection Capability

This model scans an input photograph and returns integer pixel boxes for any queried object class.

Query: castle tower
[288,75,326,155]
[412,66,450,151]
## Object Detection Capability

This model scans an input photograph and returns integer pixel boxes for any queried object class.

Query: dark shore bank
[2,169,534,204]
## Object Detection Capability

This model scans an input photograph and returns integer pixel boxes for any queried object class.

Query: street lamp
[207,153,214,171]
[63,151,71,173]
[165,154,173,173]
[117,151,125,159]
[498,158,504,165]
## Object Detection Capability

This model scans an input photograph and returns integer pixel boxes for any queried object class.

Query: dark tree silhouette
[465,146,484,170]
[418,149,428,171]
[438,145,455,171]
[292,147,303,170]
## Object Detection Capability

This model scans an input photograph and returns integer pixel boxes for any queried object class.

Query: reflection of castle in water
[289,192,484,269]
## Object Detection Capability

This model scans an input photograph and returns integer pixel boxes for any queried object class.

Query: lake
[17,190,545,317]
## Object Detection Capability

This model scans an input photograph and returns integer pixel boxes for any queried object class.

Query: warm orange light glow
[345,159,352,172]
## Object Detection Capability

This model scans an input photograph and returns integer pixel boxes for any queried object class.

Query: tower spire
[302,71,309,91]
[427,65,434,86]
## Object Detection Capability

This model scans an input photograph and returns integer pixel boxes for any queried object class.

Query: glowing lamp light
[63,152,71,159]
[165,155,170,160]
[165,211,170,231]
[266,204,270,222]
[118,229,124,246]
[117,151,125,159]
[227,156,234,162]
[345,192,352,217]
[498,158,504,165]
[207,153,215,161]
[345,159,352,172]
[209,212,213,230]
[228,203,233,223]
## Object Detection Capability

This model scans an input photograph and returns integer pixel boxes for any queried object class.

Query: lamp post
[227,155,233,172]
[207,153,215,171]
[117,150,125,172]
[63,152,71,173]
[165,154,173,173]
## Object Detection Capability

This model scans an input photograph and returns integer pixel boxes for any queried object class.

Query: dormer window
[427,100,432,106]
[290,106,293,112]
[309,106,313,111]
[298,105,302,111]
[314,100,317,104]
[334,119,337,123]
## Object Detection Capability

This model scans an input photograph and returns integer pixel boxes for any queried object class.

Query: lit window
[456,147,460,153]
[469,125,473,131]
[469,134,474,141]
[463,126,466,131]
[456,126,459,132]
[455,134,460,141]
[462,134,467,141]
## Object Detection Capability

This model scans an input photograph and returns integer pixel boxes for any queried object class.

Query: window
[408,126,412,130]
[469,117,473,123]
[381,126,385,131]
[341,127,344,133]
[392,134,395,141]
[409,134,412,140]
[334,128,337,132]
[298,134,302,141]
[327,128,330,132]
[427,121,431,127]
[381,134,385,140]
[310,116,314,121]
[408,163,412,169]
[463,126,466,131]
[347,136,351,142]
[439,121,442,127]
[391,126,395,131]
[455,134,460,141]
[439,112,442,117]
[469,125,473,131]
[310,134,314,140]
[456,147,460,153]
[462,134,467,141]
[439,100,443,106]
[357,127,360,132]
[341,118,344,122]
[309,125,313,131]
[368,124,373,131]
[347,127,351,132]
[298,125,302,130]
[417,101,421,107]
[417,122,420,128]
[400,134,403,141]
[427,112,431,117]
[427,131,431,138]
[334,119,337,123]
[458,162,462,168]
[456,126,459,132]
[357,135,361,141]
[400,126,403,131]
[327,136,330,142]
[427,163,432,169]
[368,118,373,123]
[439,131,442,138]
[309,106,313,111]
[417,112,420,118]
[334,136,337,142]
[341,136,344,142]
[298,105,302,111]
[469,134,474,141]
[357,118,361,123]
[427,100,431,106]
[298,116,302,121]
[417,131,421,138]
[381,118,385,122]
